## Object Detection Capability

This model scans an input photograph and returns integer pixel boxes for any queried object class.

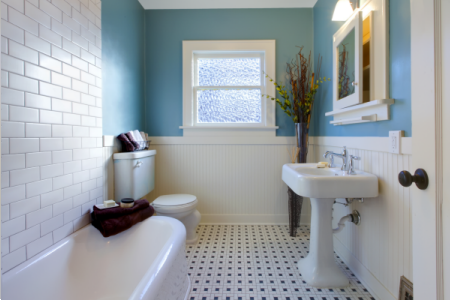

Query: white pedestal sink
[282,163,378,287]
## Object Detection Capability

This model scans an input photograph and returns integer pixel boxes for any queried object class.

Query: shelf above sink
[325,99,394,126]
[329,114,376,125]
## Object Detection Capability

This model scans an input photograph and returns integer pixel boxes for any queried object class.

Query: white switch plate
[389,130,404,154]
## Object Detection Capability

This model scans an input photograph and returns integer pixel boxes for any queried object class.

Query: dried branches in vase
[263,47,329,236]
[263,47,329,163]
[264,48,329,127]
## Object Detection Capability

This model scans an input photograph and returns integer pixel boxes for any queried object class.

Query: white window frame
[181,40,277,136]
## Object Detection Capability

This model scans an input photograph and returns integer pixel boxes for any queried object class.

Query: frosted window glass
[197,89,261,123]
[198,58,261,86]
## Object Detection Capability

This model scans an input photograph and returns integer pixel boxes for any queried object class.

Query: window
[195,54,263,124]
[182,40,277,136]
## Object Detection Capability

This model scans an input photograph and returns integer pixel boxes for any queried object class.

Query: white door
[411,1,448,299]
[442,0,450,299]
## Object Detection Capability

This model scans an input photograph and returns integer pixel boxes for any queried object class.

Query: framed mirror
[332,11,363,110]
[326,0,393,126]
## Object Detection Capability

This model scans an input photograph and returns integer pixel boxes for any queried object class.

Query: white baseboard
[200,214,311,225]
[200,214,288,224]
[333,236,397,300]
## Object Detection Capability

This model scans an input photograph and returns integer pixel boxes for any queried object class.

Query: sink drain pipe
[333,210,361,233]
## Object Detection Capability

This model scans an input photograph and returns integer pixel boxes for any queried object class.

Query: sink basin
[282,163,378,199]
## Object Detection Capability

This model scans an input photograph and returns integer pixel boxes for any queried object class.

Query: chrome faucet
[323,146,348,171]
[323,147,361,175]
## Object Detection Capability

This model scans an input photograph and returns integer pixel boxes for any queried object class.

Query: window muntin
[193,53,265,125]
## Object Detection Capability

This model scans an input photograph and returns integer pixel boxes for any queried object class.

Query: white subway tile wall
[1,0,102,274]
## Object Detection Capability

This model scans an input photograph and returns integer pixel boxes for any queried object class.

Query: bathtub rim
[129,216,187,300]
[183,274,192,300]
[2,216,188,300]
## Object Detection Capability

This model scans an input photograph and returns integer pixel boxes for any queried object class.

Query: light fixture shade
[332,0,354,21]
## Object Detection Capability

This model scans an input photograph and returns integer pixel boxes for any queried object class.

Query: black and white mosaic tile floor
[185,224,375,300]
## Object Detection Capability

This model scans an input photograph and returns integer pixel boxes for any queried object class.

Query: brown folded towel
[91,200,154,237]
[125,132,140,151]
[117,133,135,152]
[93,199,149,220]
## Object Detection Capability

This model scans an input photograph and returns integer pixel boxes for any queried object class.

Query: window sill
[180,125,279,137]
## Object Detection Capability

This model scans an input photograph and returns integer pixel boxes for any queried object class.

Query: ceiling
[137,0,317,10]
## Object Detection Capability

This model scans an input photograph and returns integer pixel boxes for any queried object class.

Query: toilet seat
[153,194,197,206]
[152,194,198,213]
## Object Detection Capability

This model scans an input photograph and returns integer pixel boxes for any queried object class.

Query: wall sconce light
[332,0,354,21]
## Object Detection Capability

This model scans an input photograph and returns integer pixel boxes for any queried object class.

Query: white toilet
[113,150,201,244]
[151,194,201,244]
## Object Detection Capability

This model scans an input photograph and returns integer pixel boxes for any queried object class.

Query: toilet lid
[152,194,197,206]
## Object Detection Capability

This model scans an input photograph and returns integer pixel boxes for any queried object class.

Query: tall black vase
[288,123,308,237]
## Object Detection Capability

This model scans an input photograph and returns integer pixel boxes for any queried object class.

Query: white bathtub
[2,216,190,300]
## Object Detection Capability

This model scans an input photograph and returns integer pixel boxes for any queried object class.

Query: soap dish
[95,203,119,210]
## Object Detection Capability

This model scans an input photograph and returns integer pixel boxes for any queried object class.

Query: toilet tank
[113,150,156,201]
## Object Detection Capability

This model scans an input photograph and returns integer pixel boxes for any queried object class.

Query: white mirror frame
[326,0,393,126]
[332,11,363,110]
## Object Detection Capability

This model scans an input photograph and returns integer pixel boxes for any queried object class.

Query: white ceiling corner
[137,0,317,10]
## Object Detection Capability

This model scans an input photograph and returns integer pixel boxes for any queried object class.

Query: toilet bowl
[151,194,201,244]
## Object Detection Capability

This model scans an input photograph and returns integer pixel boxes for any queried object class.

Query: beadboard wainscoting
[147,143,312,224]
[103,137,311,225]
[103,135,412,300]
[1,0,103,273]
[308,141,413,300]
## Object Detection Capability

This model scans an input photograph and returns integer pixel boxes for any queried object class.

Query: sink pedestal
[297,198,349,287]
[282,163,378,286]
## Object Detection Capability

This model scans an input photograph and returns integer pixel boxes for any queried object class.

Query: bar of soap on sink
[104,200,116,208]
[316,162,329,168]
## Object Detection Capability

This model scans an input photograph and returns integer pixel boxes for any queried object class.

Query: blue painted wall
[102,0,146,136]
[310,0,412,137]
[102,1,410,137]
[144,9,313,136]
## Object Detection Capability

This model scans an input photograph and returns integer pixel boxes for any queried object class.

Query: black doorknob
[398,169,429,190]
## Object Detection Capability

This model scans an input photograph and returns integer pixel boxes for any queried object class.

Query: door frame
[410,0,445,299]
[441,0,450,299]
